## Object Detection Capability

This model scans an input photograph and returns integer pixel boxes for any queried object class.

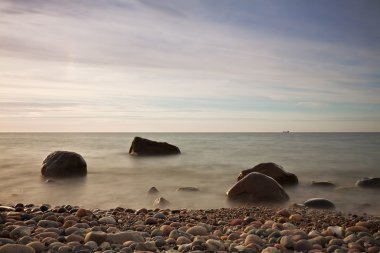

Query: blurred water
[0,133,379,214]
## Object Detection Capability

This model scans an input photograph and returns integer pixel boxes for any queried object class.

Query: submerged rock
[355,177,380,189]
[303,198,335,209]
[41,151,87,178]
[237,162,298,186]
[147,186,160,195]
[153,197,171,208]
[129,136,180,156]
[226,172,289,203]
[176,187,199,192]
[311,181,336,187]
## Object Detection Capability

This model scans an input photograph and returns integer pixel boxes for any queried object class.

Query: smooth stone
[327,226,344,238]
[244,234,264,246]
[186,226,208,236]
[134,242,157,252]
[26,242,44,253]
[205,239,225,251]
[176,236,191,245]
[153,213,166,219]
[18,236,34,245]
[37,220,60,228]
[237,162,298,186]
[10,226,31,240]
[289,214,302,223]
[261,246,281,253]
[227,172,289,203]
[99,216,116,225]
[106,232,144,244]
[303,198,335,209]
[355,177,380,188]
[84,241,98,250]
[144,217,158,225]
[65,234,84,242]
[0,206,15,212]
[0,238,16,245]
[41,150,87,177]
[151,229,164,237]
[84,231,107,245]
[294,239,313,252]
[57,246,72,253]
[0,244,35,253]
[280,236,294,249]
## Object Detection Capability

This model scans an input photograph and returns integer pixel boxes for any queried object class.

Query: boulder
[153,197,171,208]
[237,162,298,186]
[129,136,180,156]
[226,172,289,203]
[303,198,335,209]
[355,177,380,189]
[41,151,87,178]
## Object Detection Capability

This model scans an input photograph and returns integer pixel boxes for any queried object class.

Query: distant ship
[282,130,290,133]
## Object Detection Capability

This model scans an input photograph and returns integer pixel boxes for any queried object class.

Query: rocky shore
[0,204,379,253]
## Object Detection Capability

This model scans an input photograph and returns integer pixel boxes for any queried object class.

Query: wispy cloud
[0,0,379,131]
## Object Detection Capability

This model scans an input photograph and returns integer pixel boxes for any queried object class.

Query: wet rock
[129,136,180,156]
[311,181,336,187]
[303,198,335,209]
[355,177,380,189]
[153,197,171,208]
[237,162,298,186]
[41,151,87,178]
[227,172,289,203]
[0,244,35,253]
[147,187,159,195]
[176,187,199,192]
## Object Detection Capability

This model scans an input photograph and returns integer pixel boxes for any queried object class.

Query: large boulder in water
[41,151,87,178]
[237,162,298,186]
[129,136,180,156]
[355,177,380,189]
[226,172,289,203]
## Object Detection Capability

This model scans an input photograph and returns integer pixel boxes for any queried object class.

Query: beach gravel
[0,204,379,252]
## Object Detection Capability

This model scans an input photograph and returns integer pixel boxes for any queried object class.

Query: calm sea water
[0,133,379,214]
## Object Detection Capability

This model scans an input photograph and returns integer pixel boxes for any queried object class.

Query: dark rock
[303,198,335,209]
[41,151,87,178]
[226,172,289,203]
[147,187,159,195]
[176,187,199,192]
[237,162,298,186]
[311,181,336,187]
[129,136,180,156]
[355,177,380,189]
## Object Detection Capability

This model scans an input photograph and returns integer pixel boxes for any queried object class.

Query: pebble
[186,225,208,236]
[99,216,116,225]
[0,244,35,253]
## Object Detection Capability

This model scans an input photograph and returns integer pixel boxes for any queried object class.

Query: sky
[0,0,379,132]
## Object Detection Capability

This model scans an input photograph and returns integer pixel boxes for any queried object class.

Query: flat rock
[303,198,335,209]
[41,151,87,178]
[355,177,380,189]
[129,136,180,156]
[237,162,298,186]
[227,172,289,203]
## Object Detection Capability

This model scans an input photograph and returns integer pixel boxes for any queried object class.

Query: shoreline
[1,204,379,253]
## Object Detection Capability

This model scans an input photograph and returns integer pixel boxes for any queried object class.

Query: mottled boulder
[129,137,180,156]
[41,151,87,178]
[355,177,380,189]
[303,198,335,209]
[227,172,289,203]
[237,162,298,186]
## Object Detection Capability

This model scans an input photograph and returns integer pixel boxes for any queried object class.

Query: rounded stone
[186,225,208,236]
[41,151,87,178]
[294,239,313,252]
[26,242,44,253]
[303,198,335,209]
[10,226,31,240]
[84,231,107,245]
[0,244,36,253]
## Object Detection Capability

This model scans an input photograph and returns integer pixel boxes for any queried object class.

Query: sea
[0,133,379,214]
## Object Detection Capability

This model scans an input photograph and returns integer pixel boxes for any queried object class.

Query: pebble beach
[1,204,379,253]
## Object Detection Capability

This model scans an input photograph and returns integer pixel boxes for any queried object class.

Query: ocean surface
[0,133,379,214]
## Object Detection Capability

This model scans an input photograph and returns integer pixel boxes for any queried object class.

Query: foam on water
[0,133,379,214]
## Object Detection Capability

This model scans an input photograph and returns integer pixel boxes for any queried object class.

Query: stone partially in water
[303,198,335,209]
[176,187,199,192]
[147,187,159,195]
[129,136,180,156]
[41,151,87,178]
[355,177,380,189]
[311,181,336,187]
[153,197,171,209]
[237,162,298,186]
[227,172,289,203]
